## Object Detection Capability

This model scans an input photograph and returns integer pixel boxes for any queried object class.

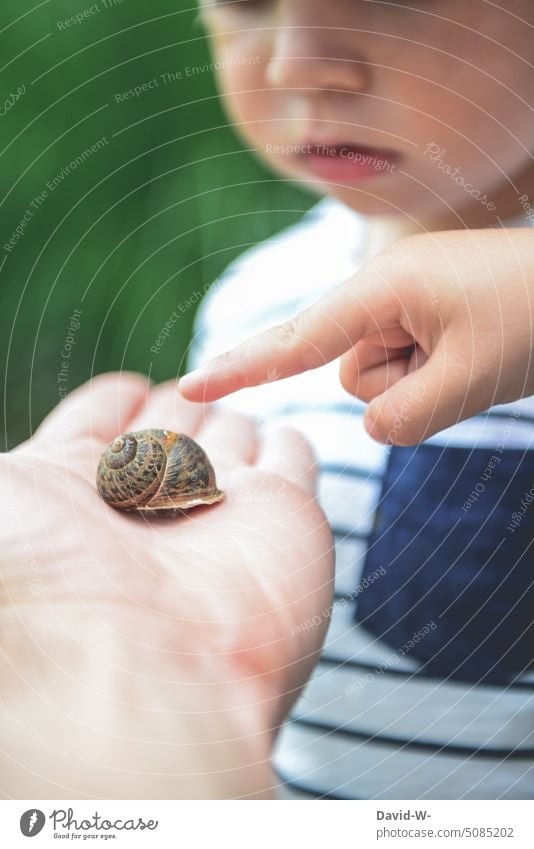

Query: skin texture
[179,1,534,444]
[0,373,333,798]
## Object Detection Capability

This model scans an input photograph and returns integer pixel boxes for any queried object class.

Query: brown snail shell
[96,429,224,516]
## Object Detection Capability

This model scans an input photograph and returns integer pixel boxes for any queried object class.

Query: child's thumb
[363,351,472,446]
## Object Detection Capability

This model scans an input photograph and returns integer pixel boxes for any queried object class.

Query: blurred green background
[0,0,314,448]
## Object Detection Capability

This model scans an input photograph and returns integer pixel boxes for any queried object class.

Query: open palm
[6,373,334,733]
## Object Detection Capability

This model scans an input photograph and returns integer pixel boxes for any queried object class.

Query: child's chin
[319,183,410,217]
[278,167,424,220]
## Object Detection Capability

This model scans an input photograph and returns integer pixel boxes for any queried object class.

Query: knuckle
[365,253,408,312]
[371,395,420,447]
[374,238,417,285]
[267,317,313,372]
[268,317,300,349]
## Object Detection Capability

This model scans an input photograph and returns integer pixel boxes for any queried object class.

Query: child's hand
[179,229,534,445]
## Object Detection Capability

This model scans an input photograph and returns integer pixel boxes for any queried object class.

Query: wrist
[0,604,277,799]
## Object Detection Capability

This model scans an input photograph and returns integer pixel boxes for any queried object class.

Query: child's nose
[265,26,369,93]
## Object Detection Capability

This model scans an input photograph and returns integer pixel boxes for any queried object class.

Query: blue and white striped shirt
[188,198,534,800]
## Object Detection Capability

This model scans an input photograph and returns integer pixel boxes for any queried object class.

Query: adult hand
[179,229,534,445]
[1,373,333,798]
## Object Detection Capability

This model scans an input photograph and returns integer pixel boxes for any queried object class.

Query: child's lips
[294,142,400,181]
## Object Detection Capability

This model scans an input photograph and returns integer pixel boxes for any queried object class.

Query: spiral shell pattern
[96,429,224,514]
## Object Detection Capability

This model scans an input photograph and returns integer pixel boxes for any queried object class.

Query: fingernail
[364,417,388,445]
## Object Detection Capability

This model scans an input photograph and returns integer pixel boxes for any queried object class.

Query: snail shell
[96,429,224,515]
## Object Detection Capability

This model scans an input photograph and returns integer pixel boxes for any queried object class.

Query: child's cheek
[210,42,279,140]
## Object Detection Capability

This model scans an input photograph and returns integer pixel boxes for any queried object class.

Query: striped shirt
[187,197,534,800]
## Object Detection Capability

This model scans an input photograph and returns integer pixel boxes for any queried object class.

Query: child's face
[199,0,534,228]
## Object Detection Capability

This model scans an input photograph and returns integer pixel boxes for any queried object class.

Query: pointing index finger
[179,275,387,402]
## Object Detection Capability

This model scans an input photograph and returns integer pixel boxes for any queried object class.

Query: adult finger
[178,258,400,402]
[255,424,317,496]
[193,408,259,467]
[29,371,152,448]
[128,378,209,437]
